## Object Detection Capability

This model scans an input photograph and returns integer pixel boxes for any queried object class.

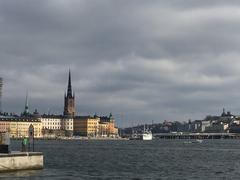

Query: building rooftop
[0,116,41,122]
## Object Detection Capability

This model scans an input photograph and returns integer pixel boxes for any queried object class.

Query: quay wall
[0,152,43,172]
[154,133,240,139]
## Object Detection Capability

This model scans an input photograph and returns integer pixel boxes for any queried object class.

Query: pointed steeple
[64,69,75,116]
[22,91,29,116]
[221,108,226,117]
[25,91,29,113]
[67,69,72,97]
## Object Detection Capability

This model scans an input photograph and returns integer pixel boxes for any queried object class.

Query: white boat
[184,139,203,144]
[195,139,203,143]
[129,125,153,140]
[129,134,140,140]
[140,125,152,140]
[140,130,153,140]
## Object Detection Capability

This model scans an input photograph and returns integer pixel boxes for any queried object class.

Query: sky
[1,0,240,127]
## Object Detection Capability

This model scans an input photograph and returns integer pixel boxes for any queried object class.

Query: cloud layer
[1,0,240,127]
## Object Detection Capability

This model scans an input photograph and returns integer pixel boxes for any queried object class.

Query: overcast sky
[1,0,240,127]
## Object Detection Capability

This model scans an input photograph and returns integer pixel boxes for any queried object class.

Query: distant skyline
[1,1,240,127]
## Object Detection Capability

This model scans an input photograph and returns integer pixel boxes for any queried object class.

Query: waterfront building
[0,94,43,138]
[73,114,119,137]
[191,120,202,133]
[0,120,10,133]
[201,120,211,132]
[205,122,229,133]
[0,116,42,138]
[40,115,65,138]
[73,116,99,137]
[62,117,74,136]
[0,70,119,138]
[40,115,62,130]
[64,70,75,117]
[100,114,118,137]
[98,122,107,137]
[39,114,73,137]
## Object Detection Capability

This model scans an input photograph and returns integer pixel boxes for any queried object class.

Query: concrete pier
[0,152,43,172]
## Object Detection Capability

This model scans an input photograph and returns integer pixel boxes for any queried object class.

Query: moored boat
[140,130,152,140]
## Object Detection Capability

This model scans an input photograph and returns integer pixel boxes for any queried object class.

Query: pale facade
[0,120,10,132]
[40,116,62,130]
[100,114,118,137]
[0,117,42,138]
[99,122,107,137]
[62,117,73,131]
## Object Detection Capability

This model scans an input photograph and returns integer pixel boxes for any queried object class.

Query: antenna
[0,78,2,113]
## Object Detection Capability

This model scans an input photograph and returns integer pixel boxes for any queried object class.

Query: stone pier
[0,152,43,172]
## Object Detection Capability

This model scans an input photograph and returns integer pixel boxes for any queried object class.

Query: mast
[0,77,2,112]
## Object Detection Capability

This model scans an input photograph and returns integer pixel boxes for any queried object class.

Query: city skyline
[2,1,240,127]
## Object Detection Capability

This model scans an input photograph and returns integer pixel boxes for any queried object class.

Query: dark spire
[24,91,29,114]
[221,108,226,117]
[22,91,30,116]
[67,69,72,97]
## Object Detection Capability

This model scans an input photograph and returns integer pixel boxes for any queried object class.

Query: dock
[154,133,240,139]
[0,131,44,172]
[0,151,43,172]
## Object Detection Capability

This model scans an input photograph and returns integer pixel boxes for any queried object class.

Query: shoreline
[11,137,129,141]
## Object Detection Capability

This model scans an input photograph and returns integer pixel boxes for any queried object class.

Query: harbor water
[1,139,240,179]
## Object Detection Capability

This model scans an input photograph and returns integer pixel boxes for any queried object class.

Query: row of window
[43,122,61,125]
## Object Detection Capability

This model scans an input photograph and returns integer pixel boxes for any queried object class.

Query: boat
[129,125,153,140]
[129,127,140,140]
[184,139,203,144]
[140,130,153,140]
[129,134,140,140]
[195,139,203,143]
[140,125,152,140]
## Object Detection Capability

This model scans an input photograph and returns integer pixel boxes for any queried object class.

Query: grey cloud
[1,1,240,127]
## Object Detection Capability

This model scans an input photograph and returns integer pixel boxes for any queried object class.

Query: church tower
[64,70,75,117]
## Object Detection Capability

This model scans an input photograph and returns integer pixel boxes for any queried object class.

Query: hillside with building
[121,108,240,138]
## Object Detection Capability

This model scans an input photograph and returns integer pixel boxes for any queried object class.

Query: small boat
[129,125,153,140]
[140,125,152,140]
[140,130,152,140]
[195,139,203,143]
[184,139,203,144]
[129,133,140,140]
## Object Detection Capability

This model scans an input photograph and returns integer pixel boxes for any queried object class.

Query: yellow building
[99,122,108,137]
[74,116,100,137]
[73,114,118,137]
[100,114,118,137]
[0,120,10,132]
[0,117,42,138]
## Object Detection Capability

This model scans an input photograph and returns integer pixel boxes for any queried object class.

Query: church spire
[67,69,72,97]
[221,108,226,117]
[22,91,29,116]
[25,91,29,112]
[64,69,75,116]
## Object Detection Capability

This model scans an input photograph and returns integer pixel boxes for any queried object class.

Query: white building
[61,117,73,131]
[40,115,74,131]
[40,115,62,130]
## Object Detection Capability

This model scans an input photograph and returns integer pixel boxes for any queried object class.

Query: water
[1,139,240,179]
